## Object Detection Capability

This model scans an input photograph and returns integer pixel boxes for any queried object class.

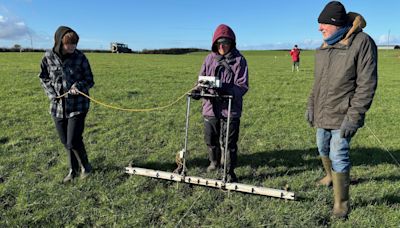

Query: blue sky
[0,0,399,50]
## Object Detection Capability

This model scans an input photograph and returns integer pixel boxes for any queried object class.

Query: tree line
[0,46,209,54]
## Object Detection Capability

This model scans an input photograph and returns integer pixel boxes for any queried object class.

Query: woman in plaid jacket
[39,26,94,183]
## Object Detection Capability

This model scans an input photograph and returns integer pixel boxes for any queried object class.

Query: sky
[0,0,399,51]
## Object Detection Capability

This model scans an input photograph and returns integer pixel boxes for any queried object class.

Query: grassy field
[0,50,399,227]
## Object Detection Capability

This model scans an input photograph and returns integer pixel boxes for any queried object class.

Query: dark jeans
[53,113,86,150]
[204,116,240,172]
[53,113,89,171]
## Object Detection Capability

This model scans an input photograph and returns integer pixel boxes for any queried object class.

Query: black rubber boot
[227,171,238,183]
[207,147,221,172]
[222,147,238,183]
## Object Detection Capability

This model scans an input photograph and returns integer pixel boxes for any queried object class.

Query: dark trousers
[53,113,89,172]
[204,116,240,173]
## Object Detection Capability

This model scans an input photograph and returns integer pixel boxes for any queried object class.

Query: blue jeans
[316,128,352,173]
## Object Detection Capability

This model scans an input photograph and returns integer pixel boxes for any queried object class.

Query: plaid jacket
[39,50,94,118]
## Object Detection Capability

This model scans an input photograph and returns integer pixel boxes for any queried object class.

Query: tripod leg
[222,97,232,184]
[181,95,191,176]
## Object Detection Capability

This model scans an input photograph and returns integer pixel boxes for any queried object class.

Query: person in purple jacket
[192,24,249,182]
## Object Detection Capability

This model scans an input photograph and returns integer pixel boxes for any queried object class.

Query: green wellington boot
[332,171,350,219]
[317,156,332,187]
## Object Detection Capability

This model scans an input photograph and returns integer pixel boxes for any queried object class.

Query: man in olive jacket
[306,1,377,219]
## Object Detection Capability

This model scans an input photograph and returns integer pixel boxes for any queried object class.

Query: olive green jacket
[307,12,378,129]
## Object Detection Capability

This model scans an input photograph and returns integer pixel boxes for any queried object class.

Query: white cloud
[15,21,25,26]
[300,39,323,48]
[239,39,322,50]
[0,13,31,40]
[0,8,52,48]
[377,34,400,45]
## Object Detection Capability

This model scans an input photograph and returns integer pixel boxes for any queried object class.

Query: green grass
[0,50,399,227]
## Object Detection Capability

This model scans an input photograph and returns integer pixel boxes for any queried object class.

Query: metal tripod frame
[182,92,233,185]
[125,91,296,200]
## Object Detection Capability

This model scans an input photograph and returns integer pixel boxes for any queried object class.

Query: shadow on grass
[236,147,400,169]
[127,160,178,172]
[0,137,9,144]
[124,147,400,175]
[355,193,400,207]
[117,147,400,205]
[351,147,400,167]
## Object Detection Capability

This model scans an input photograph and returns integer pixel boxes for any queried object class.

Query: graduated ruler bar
[125,167,295,200]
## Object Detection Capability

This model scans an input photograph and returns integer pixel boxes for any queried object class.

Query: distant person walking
[305,1,377,218]
[191,24,249,182]
[290,44,300,72]
[39,26,95,183]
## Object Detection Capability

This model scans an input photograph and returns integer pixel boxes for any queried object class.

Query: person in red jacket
[290,44,300,72]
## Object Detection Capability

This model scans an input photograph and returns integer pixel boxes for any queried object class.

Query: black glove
[190,89,201,100]
[340,119,359,138]
[305,108,314,127]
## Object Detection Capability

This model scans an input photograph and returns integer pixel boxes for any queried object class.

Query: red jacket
[290,48,300,62]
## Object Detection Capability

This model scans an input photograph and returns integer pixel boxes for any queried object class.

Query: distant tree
[394,45,400,49]
[11,44,23,52]
[13,44,22,49]
[140,48,208,55]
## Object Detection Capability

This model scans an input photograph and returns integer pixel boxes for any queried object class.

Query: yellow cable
[55,87,195,112]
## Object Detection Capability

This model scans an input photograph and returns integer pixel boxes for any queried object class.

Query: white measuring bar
[125,166,295,200]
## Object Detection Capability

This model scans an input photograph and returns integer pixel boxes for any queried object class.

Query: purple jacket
[199,48,249,118]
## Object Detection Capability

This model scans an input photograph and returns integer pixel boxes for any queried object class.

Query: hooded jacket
[53,26,79,59]
[39,26,94,118]
[211,24,237,52]
[200,24,249,118]
[307,13,378,129]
